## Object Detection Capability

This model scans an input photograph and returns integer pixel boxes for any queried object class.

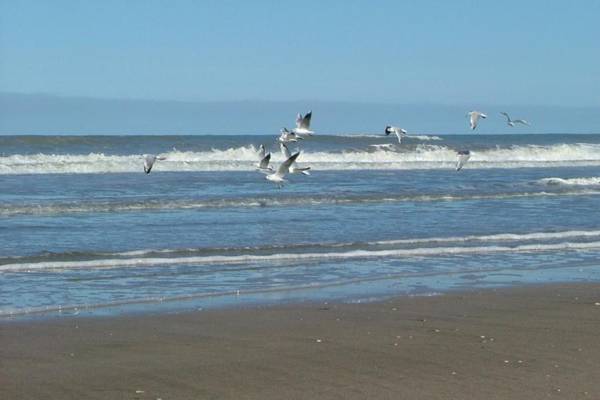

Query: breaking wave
[336,134,443,141]
[538,177,600,186]
[2,143,600,174]
[3,229,600,272]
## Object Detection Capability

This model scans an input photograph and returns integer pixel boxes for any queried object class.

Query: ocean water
[2,133,600,319]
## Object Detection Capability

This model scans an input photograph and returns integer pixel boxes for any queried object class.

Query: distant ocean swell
[2,189,600,216]
[2,143,600,174]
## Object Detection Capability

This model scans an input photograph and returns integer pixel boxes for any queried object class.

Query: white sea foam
[3,233,600,272]
[538,177,600,186]
[7,228,599,262]
[336,134,443,140]
[2,143,600,174]
[407,135,443,141]
[371,229,600,246]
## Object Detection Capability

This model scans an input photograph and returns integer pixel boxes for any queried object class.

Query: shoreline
[5,265,600,323]
[2,283,600,399]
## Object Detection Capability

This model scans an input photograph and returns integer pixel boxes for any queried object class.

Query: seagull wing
[144,155,155,174]
[513,119,530,125]
[259,153,271,169]
[279,142,291,158]
[295,113,303,129]
[456,151,471,171]
[469,113,479,130]
[276,152,300,177]
[500,112,511,122]
[300,111,312,130]
[395,130,403,144]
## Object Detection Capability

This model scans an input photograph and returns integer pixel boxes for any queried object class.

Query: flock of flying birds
[142,110,530,185]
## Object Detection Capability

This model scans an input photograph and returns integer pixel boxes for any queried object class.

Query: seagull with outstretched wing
[256,152,273,173]
[293,111,314,137]
[278,127,302,143]
[280,143,310,175]
[384,126,408,144]
[266,152,301,187]
[143,154,166,174]
[467,111,487,130]
[455,150,471,171]
[500,112,530,127]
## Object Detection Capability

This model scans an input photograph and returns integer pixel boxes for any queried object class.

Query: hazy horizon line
[2,91,598,110]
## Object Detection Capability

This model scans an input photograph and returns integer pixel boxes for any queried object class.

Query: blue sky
[1,0,599,106]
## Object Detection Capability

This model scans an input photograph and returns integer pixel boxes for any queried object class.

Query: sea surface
[3,133,600,319]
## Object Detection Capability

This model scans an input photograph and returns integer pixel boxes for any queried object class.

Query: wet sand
[2,283,600,399]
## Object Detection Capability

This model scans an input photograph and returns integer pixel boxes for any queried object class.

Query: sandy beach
[2,283,600,399]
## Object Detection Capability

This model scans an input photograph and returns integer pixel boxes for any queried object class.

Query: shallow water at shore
[2,134,600,319]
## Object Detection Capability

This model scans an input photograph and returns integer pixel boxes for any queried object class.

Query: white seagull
[266,152,301,187]
[293,111,314,137]
[278,128,303,143]
[143,154,166,174]
[455,150,471,171]
[280,143,311,175]
[384,126,408,144]
[467,111,487,130]
[500,112,530,127]
[256,152,273,173]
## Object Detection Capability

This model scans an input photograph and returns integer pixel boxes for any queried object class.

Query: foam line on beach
[3,239,600,272]
[4,228,600,266]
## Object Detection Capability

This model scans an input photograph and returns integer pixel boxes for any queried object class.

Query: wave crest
[538,177,600,186]
[2,143,600,174]
[3,229,600,272]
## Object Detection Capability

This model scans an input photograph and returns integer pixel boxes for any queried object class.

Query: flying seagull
[294,111,314,137]
[500,112,530,127]
[278,128,303,143]
[456,150,471,171]
[384,126,408,144]
[143,154,166,174]
[280,143,311,175]
[294,111,314,136]
[257,152,273,173]
[266,152,301,187]
[467,111,487,130]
